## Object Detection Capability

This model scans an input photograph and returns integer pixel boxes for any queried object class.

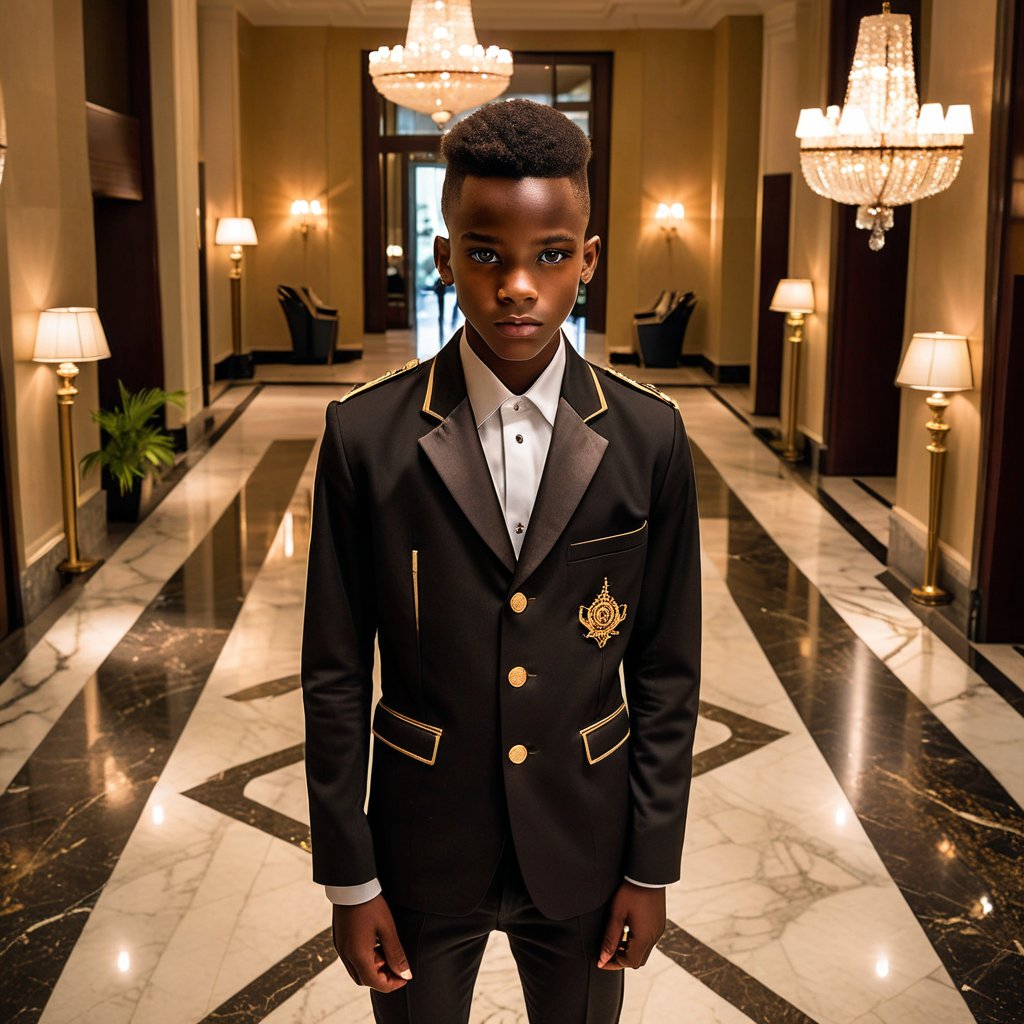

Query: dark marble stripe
[0,439,313,1024]
[852,477,894,509]
[815,485,888,563]
[183,743,309,851]
[658,921,819,1023]
[693,701,788,777]
[226,673,300,701]
[689,445,1024,1023]
[199,927,336,1023]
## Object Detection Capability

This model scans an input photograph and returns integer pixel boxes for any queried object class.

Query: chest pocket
[567,520,647,562]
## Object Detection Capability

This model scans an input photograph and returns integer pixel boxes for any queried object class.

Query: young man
[301,99,701,1023]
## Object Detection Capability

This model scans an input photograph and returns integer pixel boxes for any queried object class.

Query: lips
[495,317,542,326]
[494,320,544,338]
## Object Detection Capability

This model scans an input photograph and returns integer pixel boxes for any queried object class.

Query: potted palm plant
[80,380,185,522]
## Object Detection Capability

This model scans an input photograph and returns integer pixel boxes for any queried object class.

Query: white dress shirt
[326,329,664,905]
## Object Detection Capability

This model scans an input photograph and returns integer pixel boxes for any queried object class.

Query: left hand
[596,880,666,970]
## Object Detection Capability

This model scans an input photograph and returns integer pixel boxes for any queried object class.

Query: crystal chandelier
[795,3,972,250]
[369,0,513,128]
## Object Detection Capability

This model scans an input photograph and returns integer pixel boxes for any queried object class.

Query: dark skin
[332,174,666,992]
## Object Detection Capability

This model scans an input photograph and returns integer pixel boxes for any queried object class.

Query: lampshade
[214,217,258,246]
[770,279,815,314]
[33,307,111,363]
[895,332,973,392]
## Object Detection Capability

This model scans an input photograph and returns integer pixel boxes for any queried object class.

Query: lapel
[418,330,610,584]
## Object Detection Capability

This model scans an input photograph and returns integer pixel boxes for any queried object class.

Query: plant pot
[105,471,154,523]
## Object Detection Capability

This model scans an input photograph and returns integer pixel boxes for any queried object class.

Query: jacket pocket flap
[580,703,629,765]
[568,521,648,562]
[372,702,442,766]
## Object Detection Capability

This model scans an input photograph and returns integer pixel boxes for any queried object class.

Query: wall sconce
[0,80,7,187]
[895,331,974,605]
[386,244,404,260]
[291,199,324,238]
[32,308,112,575]
[769,279,815,462]
[214,217,258,378]
[656,202,685,236]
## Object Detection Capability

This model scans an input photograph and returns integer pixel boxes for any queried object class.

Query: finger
[338,955,362,986]
[354,952,408,993]
[597,912,627,968]
[378,920,414,981]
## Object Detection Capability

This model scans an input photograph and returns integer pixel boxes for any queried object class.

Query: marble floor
[2,347,1023,1024]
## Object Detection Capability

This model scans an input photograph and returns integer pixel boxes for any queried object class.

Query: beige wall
[0,0,102,567]
[237,24,722,358]
[894,0,997,566]
[150,0,204,428]
[707,15,762,370]
[199,3,244,366]
[788,0,833,444]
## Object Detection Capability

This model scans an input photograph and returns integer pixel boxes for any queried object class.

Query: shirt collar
[459,325,566,430]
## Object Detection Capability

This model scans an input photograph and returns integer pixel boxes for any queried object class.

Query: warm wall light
[214,217,258,378]
[769,279,815,461]
[33,307,112,574]
[656,202,685,235]
[0,80,7,188]
[895,331,973,606]
[291,199,324,237]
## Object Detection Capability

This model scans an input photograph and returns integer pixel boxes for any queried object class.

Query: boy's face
[434,175,601,365]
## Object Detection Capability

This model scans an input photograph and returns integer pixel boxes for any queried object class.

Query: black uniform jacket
[301,332,701,921]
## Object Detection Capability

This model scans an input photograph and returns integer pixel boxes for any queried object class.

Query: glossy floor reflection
[1,379,1022,1023]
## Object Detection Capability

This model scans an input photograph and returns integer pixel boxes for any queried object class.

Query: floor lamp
[769,279,815,462]
[32,307,111,575]
[215,217,258,379]
[895,332,974,606]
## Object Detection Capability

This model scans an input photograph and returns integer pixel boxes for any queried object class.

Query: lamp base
[910,583,951,607]
[769,437,803,463]
[60,556,103,576]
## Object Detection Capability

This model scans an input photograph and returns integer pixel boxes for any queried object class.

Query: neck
[465,322,562,394]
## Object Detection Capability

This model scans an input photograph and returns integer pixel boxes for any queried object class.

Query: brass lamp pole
[769,279,815,462]
[895,332,974,605]
[214,217,258,379]
[32,307,111,575]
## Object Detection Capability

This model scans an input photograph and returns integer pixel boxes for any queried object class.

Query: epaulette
[339,358,420,403]
[599,365,678,410]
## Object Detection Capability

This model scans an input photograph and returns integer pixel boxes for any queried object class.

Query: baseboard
[610,350,750,383]
[19,489,108,622]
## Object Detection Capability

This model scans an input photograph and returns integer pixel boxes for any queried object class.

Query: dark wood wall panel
[753,173,791,417]
[83,0,164,409]
[822,0,919,476]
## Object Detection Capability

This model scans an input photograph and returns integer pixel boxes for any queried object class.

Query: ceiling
[211,0,791,31]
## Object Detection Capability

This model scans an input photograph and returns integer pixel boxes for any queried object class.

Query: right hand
[332,894,413,993]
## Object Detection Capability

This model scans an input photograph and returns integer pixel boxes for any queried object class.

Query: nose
[497,266,538,306]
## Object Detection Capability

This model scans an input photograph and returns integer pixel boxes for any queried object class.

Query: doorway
[362,52,613,345]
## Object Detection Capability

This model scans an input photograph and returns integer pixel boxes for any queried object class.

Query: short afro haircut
[440,99,592,224]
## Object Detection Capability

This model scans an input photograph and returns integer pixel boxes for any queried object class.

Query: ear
[580,234,602,285]
[434,235,453,285]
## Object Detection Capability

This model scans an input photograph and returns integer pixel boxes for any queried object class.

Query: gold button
[508,744,528,764]
[508,666,528,687]
[510,592,528,613]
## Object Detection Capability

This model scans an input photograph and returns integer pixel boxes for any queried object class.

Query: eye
[539,250,571,264]
[469,249,499,264]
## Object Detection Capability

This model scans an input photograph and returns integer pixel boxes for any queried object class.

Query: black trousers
[371,846,624,1024]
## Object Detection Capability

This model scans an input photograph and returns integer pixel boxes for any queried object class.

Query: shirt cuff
[624,876,669,889]
[325,878,382,905]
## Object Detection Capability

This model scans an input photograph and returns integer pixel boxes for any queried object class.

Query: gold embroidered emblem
[579,577,627,649]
